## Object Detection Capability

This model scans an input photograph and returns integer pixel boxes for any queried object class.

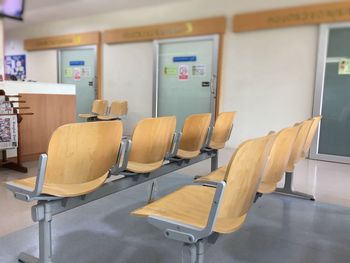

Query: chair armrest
[148,180,226,243]
[6,154,48,201]
[165,132,182,159]
[109,138,132,176]
[203,126,214,149]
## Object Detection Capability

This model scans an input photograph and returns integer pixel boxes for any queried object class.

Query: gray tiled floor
[0,172,349,263]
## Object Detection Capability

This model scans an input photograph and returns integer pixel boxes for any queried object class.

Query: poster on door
[192,64,206,76]
[338,58,350,75]
[178,64,189,80]
[74,68,81,81]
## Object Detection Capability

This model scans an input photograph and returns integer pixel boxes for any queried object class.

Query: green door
[59,47,96,122]
[155,35,219,130]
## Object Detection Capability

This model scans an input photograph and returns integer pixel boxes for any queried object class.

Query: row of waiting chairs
[79,99,128,121]
[6,113,321,262]
[131,116,321,261]
[7,112,236,198]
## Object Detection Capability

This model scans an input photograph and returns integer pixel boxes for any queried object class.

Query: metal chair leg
[18,203,53,263]
[18,253,39,263]
[147,180,158,203]
[182,239,206,263]
[275,172,315,201]
[210,153,218,172]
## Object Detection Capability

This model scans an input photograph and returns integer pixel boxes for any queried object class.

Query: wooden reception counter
[3,81,76,160]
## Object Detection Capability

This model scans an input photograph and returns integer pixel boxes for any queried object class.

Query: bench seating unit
[132,133,275,263]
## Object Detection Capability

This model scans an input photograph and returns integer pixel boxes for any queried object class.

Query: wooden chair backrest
[286,119,314,172]
[261,125,301,186]
[218,134,276,220]
[210,112,237,149]
[128,116,176,165]
[179,113,211,152]
[92,100,108,115]
[44,121,123,184]
[302,116,322,158]
[110,100,128,116]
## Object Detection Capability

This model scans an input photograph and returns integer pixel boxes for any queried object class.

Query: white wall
[103,42,153,134]
[4,0,340,147]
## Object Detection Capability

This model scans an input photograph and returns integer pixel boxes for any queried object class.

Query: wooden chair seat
[200,126,301,195]
[176,113,211,159]
[197,166,276,194]
[208,141,225,150]
[209,112,236,150]
[127,160,164,174]
[257,182,277,194]
[176,149,201,159]
[8,172,109,197]
[132,184,246,234]
[79,100,108,120]
[78,113,97,119]
[6,121,123,198]
[196,166,226,182]
[97,115,119,121]
[127,116,176,173]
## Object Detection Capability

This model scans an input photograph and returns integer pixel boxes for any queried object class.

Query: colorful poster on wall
[0,115,18,150]
[163,65,177,76]
[338,58,350,75]
[73,68,81,81]
[4,55,26,81]
[178,64,189,80]
[192,64,206,76]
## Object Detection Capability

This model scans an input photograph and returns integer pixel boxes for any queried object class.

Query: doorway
[311,23,350,163]
[153,35,219,130]
[58,47,97,122]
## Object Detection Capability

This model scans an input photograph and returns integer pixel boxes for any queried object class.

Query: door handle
[210,74,217,96]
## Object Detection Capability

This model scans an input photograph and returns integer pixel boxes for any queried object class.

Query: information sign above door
[173,56,197,62]
[69,61,85,66]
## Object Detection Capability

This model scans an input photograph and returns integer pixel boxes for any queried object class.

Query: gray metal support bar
[19,203,53,263]
[275,172,315,201]
[39,203,53,263]
[147,180,158,203]
[210,153,218,172]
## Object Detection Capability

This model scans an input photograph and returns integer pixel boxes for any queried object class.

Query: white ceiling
[4,0,186,29]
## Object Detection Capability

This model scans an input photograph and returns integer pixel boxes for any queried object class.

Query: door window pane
[318,28,350,157]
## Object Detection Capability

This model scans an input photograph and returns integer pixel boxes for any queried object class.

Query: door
[311,23,350,163]
[58,47,96,122]
[154,35,219,130]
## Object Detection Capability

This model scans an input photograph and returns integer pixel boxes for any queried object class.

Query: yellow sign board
[234,2,350,32]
